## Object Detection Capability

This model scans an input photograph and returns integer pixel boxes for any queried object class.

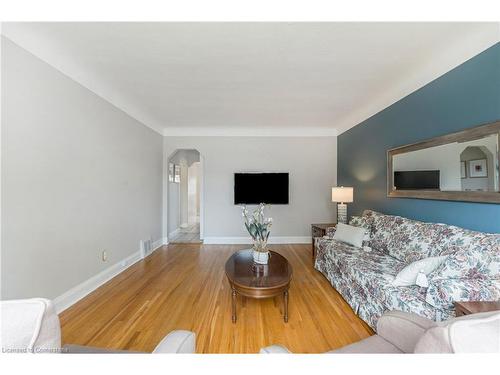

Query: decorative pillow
[349,215,372,250]
[333,223,366,248]
[392,256,447,287]
[425,278,500,309]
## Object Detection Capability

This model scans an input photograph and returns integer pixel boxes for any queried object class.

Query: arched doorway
[167,149,203,243]
[460,145,496,192]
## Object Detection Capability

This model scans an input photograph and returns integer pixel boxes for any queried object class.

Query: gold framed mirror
[387,120,500,203]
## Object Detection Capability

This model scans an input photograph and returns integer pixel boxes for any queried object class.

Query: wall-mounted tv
[234,173,289,204]
[394,170,440,190]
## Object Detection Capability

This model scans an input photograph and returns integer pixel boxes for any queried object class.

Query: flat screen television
[234,173,289,204]
[394,170,440,190]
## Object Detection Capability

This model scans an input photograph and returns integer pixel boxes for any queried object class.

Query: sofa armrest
[376,310,437,353]
[259,345,291,354]
[152,330,196,353]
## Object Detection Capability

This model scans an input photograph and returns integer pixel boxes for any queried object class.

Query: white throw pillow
[392,256,447,287]
[333,223,366,248]
[348,216,372,251]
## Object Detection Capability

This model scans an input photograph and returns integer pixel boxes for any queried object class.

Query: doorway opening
[167,149,203,243]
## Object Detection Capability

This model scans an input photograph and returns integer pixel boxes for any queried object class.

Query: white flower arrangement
[241,203,272,253]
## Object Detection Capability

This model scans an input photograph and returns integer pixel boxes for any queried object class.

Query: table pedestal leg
[231,289,237,323]
[284,290,289,323]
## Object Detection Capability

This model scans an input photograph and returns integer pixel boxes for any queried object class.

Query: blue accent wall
[338,43,500,233]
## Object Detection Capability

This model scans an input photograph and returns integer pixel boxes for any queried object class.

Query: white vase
[253,250,269,265]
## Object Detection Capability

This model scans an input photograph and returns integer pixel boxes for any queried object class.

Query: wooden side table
[311,223,337,261]
[454,301,500,317]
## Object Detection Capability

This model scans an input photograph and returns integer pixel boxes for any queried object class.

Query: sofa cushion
[428,230,500,281]
[317,238,405,296]
[425,277,500,309]
[363,210,433,262]
[362,210,488,264]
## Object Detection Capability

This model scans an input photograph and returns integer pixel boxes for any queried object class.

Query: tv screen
[234,173,289,204]
[394,170,440,190]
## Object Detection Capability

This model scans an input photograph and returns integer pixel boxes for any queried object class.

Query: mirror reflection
[393,134,499,192]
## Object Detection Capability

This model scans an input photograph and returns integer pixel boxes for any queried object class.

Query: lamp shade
[331,186,353,203]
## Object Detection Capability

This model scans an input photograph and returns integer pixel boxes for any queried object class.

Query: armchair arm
[259,345,291,354]
[376,310,436,353]
[152,330,196,353]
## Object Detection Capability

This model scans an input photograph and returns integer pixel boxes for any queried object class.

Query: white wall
[179,161,189,227]
[188,162,200,224]
[167,150,200,234]
[163,137,337,242]
[167,181,180,236]
[1,37,163,300]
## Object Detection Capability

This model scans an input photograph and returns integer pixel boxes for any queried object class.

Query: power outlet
[101,250,108,262]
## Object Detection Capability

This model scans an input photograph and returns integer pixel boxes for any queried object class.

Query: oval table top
[225,249,292,290]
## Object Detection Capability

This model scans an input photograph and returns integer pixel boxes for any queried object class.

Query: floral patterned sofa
[314,210,500,330]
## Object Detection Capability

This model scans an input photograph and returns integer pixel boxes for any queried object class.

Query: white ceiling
[2,22,499,136]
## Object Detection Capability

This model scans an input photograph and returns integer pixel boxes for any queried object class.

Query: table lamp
[331,186,353,224]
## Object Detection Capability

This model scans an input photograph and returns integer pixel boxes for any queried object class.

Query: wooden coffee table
[225,249,292,323]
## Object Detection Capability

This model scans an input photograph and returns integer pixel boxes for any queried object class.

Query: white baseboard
[53,250,142,314]
[203,236,311,245]
[152,237,168,249]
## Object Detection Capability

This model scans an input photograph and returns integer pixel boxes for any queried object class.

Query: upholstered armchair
[1,298,196,354]
[260,310,500,353]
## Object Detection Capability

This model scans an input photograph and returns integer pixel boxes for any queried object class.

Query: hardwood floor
[60,244,372,353]
[169,223,202,243]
